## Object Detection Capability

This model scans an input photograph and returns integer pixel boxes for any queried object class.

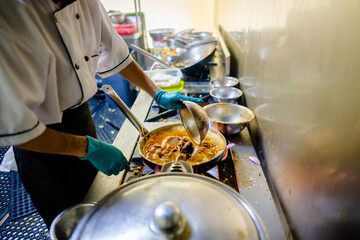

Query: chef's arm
[15,127,129,175]
[118,60,161,97]
[15,127,88,158]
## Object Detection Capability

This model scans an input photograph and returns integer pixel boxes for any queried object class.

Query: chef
[0,0,203,228]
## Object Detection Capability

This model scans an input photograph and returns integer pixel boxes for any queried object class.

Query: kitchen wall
[214,0,360,239]
[100,0,216,32]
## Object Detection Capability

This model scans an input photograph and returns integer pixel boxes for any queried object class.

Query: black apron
[13,102,98,228]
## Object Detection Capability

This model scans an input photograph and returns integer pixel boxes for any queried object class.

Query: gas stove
[121,141,239,192]
[120,53,239,192]
[182,66,210,82]
[120,97,240,192]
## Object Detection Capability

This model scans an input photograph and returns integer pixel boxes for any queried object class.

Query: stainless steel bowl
[210,87,243,103]
[210,76,239,88]
[50,203,95,240]
[149,28,175,40]
[189,32,213,40]
[204,103,255,135]
[164,35,177,48]
[108,11,126,24]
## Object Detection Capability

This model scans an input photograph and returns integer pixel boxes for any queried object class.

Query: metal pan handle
[130,44,170,68]
[102,85,149,136]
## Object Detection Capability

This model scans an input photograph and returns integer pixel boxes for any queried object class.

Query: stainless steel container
[204,103,255,135]
[210,87,243,103]
[50,203,95,240]
[189,31,213,40]
[149,28,175,40]
[70,162,267,240]
[210,76,239,88]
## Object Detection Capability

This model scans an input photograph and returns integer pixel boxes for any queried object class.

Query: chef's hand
[153,90,204,110]
[79,136,130,176]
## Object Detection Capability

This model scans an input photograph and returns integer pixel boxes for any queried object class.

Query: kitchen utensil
[50,202,95,240]
[210,87,243,103]
[210,76,239,88]
[189,31,213,40]
[113,24,137,35]
[130,43,216,75]
[164,35,177,49]
[173,28,194,37]
[164,29,195,48]
[171,43,216,75]
[102,85,226,173]
[144,68,182,88]
[70,161,268,240]
[175,39,218,49]
[130,44,170,68]
[108,11,126,24]
[149,28,175,40]
[179,101,209,145]
[204,103,255,135]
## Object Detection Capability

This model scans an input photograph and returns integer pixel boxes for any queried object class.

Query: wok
[103,85,226,173]
[130,43,216,75]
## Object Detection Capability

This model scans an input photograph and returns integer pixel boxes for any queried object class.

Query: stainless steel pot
[204,103,255,135]
[70,162,268,240]
[50,203,95,240]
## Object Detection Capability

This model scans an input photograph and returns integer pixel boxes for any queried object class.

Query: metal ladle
[179,101,209,146]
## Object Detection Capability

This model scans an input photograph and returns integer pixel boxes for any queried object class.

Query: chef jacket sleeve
[95,0,134,79]
[0,33,47,146]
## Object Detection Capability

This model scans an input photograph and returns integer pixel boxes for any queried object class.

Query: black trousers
[13,102,98,228]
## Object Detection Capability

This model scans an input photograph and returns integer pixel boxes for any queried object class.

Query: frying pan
[103,85,226,173]
[130,43,216,75]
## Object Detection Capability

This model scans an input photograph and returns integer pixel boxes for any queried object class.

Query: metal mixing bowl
[108,11,126,24]
[210,87,243,103]
[210,76,239,88]
[149,28,175,40]
[204,103,255,135]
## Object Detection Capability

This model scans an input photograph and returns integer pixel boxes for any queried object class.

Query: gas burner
[122,145,239,192]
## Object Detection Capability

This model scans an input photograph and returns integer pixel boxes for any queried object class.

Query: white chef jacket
[0,0,133,146]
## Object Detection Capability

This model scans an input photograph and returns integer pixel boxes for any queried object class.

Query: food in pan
[160,47,179,56]
[144,128,223,165]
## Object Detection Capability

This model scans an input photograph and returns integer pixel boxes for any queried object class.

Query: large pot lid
[72,173,266,240]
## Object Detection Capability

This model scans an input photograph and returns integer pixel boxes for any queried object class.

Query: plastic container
[145,68,183,88]
[114,24,137,35]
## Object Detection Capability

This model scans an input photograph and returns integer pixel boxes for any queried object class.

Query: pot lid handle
[150,201,187,238]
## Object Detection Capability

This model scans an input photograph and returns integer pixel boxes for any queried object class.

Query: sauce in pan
[143,128,224,165]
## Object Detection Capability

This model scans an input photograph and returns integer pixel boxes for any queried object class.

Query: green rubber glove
[79,136,130,176]
[153,90,204,110]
